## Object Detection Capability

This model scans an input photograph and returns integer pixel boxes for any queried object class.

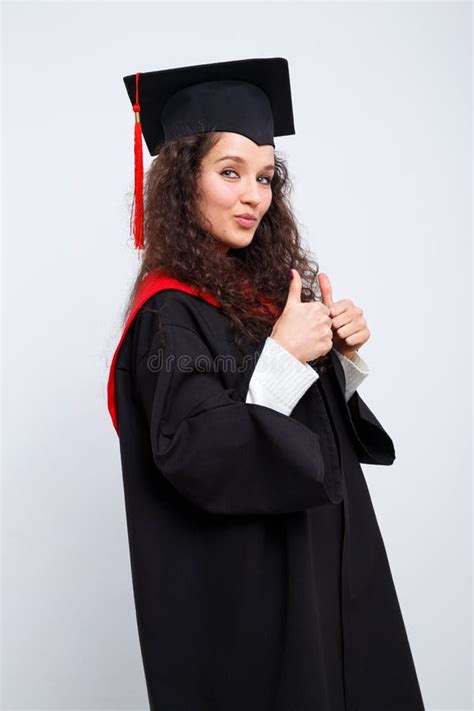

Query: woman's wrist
[269,335,305,364]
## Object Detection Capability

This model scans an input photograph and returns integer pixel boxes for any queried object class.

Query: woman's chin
[215,233,254,253]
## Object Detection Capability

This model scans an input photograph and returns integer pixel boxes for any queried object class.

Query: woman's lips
[234,216,257,228]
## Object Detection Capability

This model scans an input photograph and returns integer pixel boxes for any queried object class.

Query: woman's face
[197,132,275,254]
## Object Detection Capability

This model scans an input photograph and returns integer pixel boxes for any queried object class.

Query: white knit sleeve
[333,349,369,401]
[245,337,319,416]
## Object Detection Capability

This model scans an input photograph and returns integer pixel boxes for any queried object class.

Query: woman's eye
[221,169,273,185]
[221,169,239,178]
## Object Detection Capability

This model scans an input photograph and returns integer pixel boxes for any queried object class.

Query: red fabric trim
[107,271,220,434]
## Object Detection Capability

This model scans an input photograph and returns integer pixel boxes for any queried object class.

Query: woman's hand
[270,269,333,363]
[318,272,371,359]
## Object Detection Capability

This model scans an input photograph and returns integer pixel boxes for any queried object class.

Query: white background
[2,1,472,709]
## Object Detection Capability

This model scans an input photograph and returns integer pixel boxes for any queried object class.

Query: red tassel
[131,72,144,250]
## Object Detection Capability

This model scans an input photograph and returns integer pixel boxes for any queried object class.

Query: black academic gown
[111,285,426,711]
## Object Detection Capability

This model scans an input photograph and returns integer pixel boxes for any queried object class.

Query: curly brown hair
[122,131,330,368]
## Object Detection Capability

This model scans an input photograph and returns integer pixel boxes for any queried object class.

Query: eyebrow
[214,155,275,171]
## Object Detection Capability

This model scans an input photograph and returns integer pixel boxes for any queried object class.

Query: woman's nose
[239,182,260,204]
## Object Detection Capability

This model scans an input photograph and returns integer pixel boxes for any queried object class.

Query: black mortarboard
[122,57,295,249]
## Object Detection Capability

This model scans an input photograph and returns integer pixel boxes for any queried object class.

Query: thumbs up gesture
[318,273,371,360]
[270,269,334,363]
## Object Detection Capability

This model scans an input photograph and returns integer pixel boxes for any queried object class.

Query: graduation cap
[123,57,295,249]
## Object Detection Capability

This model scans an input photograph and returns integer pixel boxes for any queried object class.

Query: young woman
[107,58,425,711]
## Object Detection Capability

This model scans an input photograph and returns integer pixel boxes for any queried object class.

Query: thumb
[285,268,303,306]
[318,272,334,310]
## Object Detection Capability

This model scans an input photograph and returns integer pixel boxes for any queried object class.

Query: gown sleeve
[135,322,344,515]
[344,388,396,465]
[329,350,396,466]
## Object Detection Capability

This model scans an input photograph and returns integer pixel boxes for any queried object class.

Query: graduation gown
[107,271,425,711]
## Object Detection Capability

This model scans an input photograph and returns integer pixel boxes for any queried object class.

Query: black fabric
[114,288,426,711]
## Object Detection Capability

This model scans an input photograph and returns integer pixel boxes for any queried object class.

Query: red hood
[107,271,280,435]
